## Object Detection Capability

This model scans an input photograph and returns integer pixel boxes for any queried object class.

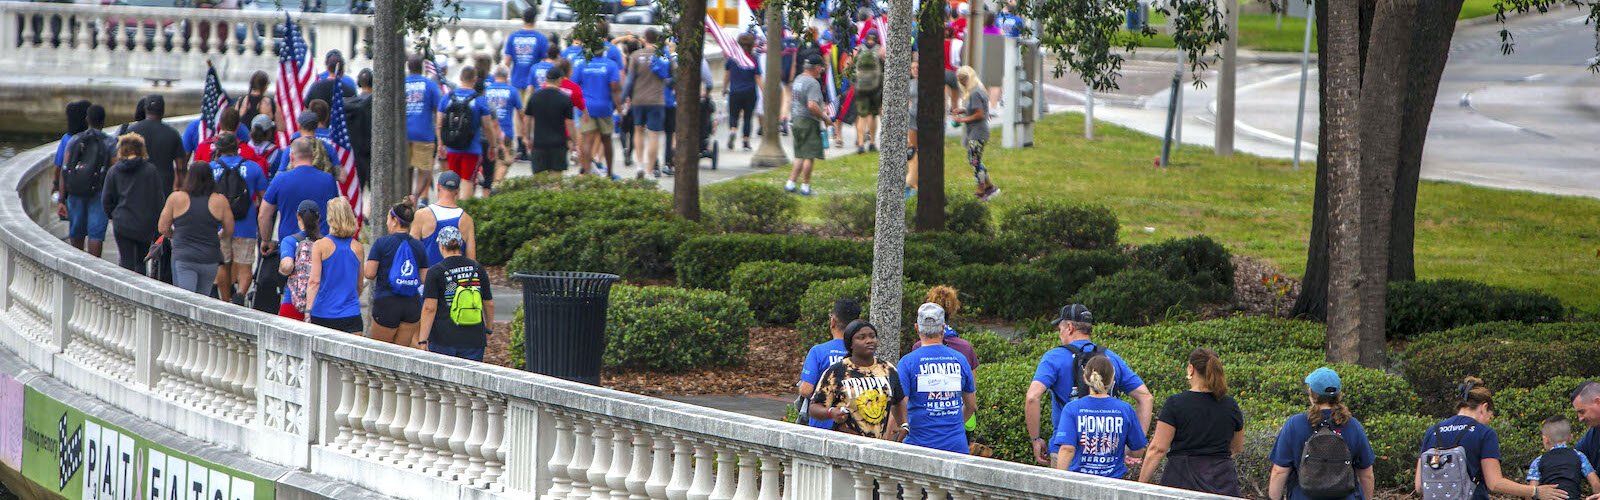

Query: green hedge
[1133,235,1236,303]
[602,285,755,372]
[1404,321,1600,357]
[1070,269,1199,326]
[1405,339,1600,416]
[703,182,799,234]
[507,218,702,280]
[820,192,877,237]
[1496,376,1591,437]
[1029,249,1132,297]
[944,195,996,236]
[963,329,1027,365]
[674,234,872,290]
[936,263,1060,320]
[492,171,658,194]
[1362,413,1435,489]
[796,276,930,353]
[464,188,673,265]
[971,361,1050,464]
[729,261,860,324]
[998,201,1119,251]
[1227,362,1419,416]
[1387,279,1566,340]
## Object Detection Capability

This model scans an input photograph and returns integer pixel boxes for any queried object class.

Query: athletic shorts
[578,116,613,135]
[408,141,436,170]
[219,237,256,265]
[791,118,825,160]
[945,70,959,90]
[854,90,882,116]
[310,314,364,334]
[531,146,569,173]
[446,152,481,181]
[635,105,666,132]
[371,295,423,329]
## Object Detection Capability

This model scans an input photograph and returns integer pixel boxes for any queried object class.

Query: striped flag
[198,64,231,143]
[327,80,362,222]
[707,15,756,69]
[275,14,313,149]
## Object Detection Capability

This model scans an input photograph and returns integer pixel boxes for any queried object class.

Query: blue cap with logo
[1305,367,1342,396]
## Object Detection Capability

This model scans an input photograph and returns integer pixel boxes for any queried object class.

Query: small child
[1527,416,1600,500]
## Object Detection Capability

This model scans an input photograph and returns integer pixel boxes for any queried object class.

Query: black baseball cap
[805,54,825,67]
[296,199,320,216]
[1050,304,1093,326]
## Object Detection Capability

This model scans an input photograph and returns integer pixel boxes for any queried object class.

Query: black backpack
[213,157,253,221]
[1298,419,1357,499]
[62,129,112,196]
[440,92,480,151]
[1053,342,1117,406]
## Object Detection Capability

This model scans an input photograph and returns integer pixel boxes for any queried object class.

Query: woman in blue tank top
[305,198,366,334]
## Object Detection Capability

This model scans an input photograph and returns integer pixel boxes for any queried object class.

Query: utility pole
[750,4,790,169]
[1215,0,1237,155]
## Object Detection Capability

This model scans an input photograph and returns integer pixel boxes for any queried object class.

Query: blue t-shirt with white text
[1032,340,1145,431]
[1050,396,1147,478]
[485,81,523,139]
[504,29,551,90]
[1419,415,1502,500]
[437,89,493,155]
[1269,411,1377,500]
[800,339,847,429]
[896,344,975,454]
[405,74,443,142]
[574,58,622,118]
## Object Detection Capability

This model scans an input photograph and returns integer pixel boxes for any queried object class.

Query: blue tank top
[422,204,465,266]
[311,236,361,319]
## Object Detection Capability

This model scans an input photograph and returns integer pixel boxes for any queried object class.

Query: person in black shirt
[305,52,357,108]
[416,226,493,361]
[344,69,374,190]
[1138,348,1244,496]
[522,65,576,174]
[125,94,185,194]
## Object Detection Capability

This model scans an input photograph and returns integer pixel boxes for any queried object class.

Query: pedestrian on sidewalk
[897,303,977,454]
[724,32,761,152]
[952,66,999,201]
[247,115,280,180]
[625,28,670,179]
[904,57,920,199]
[259,137,339,257]
[1050,355,1146,478]
[797,299,860,429]
[435,65,500,199]
[365,201,426,347]
[411,171,476,267]
[913,285,977,369]
[484,66,522,193]
[192,108,257,164]
[346,69,374,190]
[1027,305,1155,465]
[852,30,884,154]
[305,197,365,334]
[523,65,577,174]
[504,8,551,96]
[127,94,184,195]
[407,54,444,203]
[574,38,623,179]
[275,200,322,321]
[59,103,114,258]
[208,132,268,304]
[1266,367,1377,500]
[786,54,831,197]
[417,226,494,361]
[158,161,233,295]
[1137,348,1243,496]
[102,133,164,274]
[1414,377,1566,500]
[809,320,907,440]
[236,70,279,139]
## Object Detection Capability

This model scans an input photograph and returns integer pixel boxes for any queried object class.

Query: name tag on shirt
[918,373,960,393]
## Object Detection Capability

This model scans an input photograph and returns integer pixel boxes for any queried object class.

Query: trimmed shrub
[998,201,1119,251]
[1496,376,1591,436]
[1029,249,1131,297]
[1363,413,1435,490]
[1405,340,1600,416]
[729,261,860,324]
[902,242,963,285]
[1227,362,1419,417]
[492,171,658,194]
[944,195,996,236]
[464,188,673,265]
[820,192,878,237]
[936,263,1060,320]
[703,182,799,234]
[961,328,1026,365]
[1237,416,1294,499]
[507,218,703,280]
[509,307,527,369]
[1132,235,1236,303]
[907,232,1042,265]
[1405,321,1600,357]
[1070,269,1199,326]
[796,276,930,353]
[674,234,872,290]
[602,285,755,372]
[971,361,1050,464]
[1386,279,1565,340]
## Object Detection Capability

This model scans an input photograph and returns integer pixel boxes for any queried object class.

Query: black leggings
[115,235,151,274]
[728,90,757,138]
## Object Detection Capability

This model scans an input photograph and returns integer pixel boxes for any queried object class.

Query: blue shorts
[635,105,667,132]
[65,191,108,241]
[429,343,484,362]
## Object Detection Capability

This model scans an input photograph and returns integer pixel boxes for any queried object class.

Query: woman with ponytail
[364,201,427,347]
[1138,348,1244,495]
[1413,377,1568,500]
[1266,368,1377,500]
[1050,356,1146,478]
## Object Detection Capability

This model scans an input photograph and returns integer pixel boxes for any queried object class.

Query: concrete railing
[0,137,1219,499]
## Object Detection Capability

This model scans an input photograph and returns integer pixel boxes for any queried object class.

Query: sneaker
[780,120,790,136]
[857,145,866,154]
[625,157,635,168]
[799,184,814,196]
[869,143,878,152]
[784,180,797,193]
[636,169,646,180]
[742,140,752,151]
[979,186,1002,202]
[727,134,736,150]
[833,137,843,148]
[662,165,676,177]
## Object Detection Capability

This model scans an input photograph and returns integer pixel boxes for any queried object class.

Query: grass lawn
[747,113,1600,312]
[1126,0,1501,52]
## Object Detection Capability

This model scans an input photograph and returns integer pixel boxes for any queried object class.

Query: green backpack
[449,281,484,326]
[854,49,882,93]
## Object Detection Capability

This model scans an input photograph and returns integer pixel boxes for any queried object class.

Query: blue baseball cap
[1305,367,1342,396]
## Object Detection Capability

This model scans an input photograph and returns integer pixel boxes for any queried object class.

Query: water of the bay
[0,134,56,163]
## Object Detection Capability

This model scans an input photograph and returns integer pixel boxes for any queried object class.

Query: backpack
[854,49,882,92]
[440,92,480,151]
[62,129,112,196]
[386,240,421,297]
[1055,343,1116,405]
[1298,419,1357,499]
[448,277,484,326]
[1419,423,1477,500]
[213,157,253,221]
[288,236,315,313]
[309,138,335,177]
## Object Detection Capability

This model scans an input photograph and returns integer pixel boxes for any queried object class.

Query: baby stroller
[698,95,719,170]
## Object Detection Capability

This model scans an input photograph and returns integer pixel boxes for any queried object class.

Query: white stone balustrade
[3,255,53,347]
[154,317,258,424]
[60,285,136,383]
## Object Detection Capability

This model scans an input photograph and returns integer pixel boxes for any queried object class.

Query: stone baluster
[413,384,442,470]
[850,470,874,500]
[159,326,187,395]
[757,455,782,500]
[178,325,202,391]
[200,335,225,409]
[875,475,899,499]
[542,414,573,500]
[565,419,593,499]
[424,385,456,476]
[225,338,247,403]
[477,398,505,489]
[585,424,614,497]
[627,428,655,500]
[153,325,177,392]
[240,344,257,404]
[926,484,953,500]
[708,447,737,500]
[731,453,760,500]
[949,490,975,500]
[358,371,385,456]
[76,13,92,53]
[212,20,229,56]
[606,426,633,499]
[101,16,117,52]
[686,442,715,500]
[265,29,277,60]
[656,435,688,500]
[331,367,356,448]
[445,387,474,479]
[780,462,792,500]
[124,18,138,53]
[463,394,489,480]
[399,380,428,466]
[383,378,412,464]
[342,367,371,452]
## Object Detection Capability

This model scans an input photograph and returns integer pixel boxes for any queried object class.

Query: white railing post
[790,459,852,499]
[731,452,759,500]
[133,307,157,389]
[542,411,574,499]
[50,272,71,348]
[686,441,715,500]
[0,244,12,312]
[505,398,554,495]
[663,435,693,500]
[757,455,782,500]
[0,6,17,54]
[709,447,737,500]
[625,427,653,500]
[565,418,594,499]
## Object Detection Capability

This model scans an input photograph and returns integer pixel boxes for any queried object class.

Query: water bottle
[821,128,830,148]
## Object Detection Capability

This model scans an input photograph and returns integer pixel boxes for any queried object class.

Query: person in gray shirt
[952,65,1000,201]
[786,54,831,197]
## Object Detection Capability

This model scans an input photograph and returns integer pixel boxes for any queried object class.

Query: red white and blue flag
[198,64,231,143]
[275,14,313,149]
[707,15,756,69]
[327,80,362,222]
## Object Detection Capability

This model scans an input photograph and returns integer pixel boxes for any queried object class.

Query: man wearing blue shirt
[208,133,269,305]
[483,67,522,192]
[405,55,443,203]
[797,299,860,429]
[1024,304,1154,465]
[573,48,622,177]
[503,9,550,95]
[435,65,501,200]
[897,303,976,454]
[1572,381,1600,469]
[257,137,339,258]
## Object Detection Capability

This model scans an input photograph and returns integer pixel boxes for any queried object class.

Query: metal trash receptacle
[513,271,620,385]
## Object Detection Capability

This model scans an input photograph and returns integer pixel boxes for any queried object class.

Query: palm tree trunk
[870,0,915,361]
[673,0,708,220]
[914,2,946,231]
[1322,0,1365,365]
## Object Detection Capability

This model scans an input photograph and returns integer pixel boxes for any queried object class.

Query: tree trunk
[368,4,405,242]
[672,1,708,220]
[870,0,915,362]
[1352,0,1416,366]
[1322,0,1364,365]
[750,4,790,168]
[914,3,946,231]
[1389,0,1464,281]
[1291,0,1332,321]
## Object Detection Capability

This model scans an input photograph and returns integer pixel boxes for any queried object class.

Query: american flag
[707,15,756,69]
[328,80,362,222]
[199,64,231,143]
[275,14,313,149]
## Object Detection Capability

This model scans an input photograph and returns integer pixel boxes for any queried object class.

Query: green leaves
[1027,0,1226,91]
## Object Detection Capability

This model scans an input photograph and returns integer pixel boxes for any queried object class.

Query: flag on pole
[275,13,313,149]
[198,64,231,143]
[707,15,757,69]
[327,80,362,222]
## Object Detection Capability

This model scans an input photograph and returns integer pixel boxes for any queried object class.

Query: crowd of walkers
[797,297,1600,499]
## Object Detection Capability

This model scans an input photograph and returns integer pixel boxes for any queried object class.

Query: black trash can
[513,271,620,385]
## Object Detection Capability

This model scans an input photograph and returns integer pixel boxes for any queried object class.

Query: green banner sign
[20,386,276,500]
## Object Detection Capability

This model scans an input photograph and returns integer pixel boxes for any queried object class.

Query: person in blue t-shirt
[561,40,586,64]
[897,303,976,454]
[435,65,500,200]
[406,54,444,202]
[1025,304,1153,465]
[484,67,522,191]
[1416,377,1565,500]
[722,33,762,152]
[258,137,339,258]
[797,299,860,429]
[1050,355,1146,478]
[1571,381,1600,471]
[1267,368,1377,500]
[208,133,269,305]
[573,50,622,177]
[503,9,551,94]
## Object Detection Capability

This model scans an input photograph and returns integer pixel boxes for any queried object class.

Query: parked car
[237,0,371,55]
[544,0,657,25]
[437,0,527,20]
